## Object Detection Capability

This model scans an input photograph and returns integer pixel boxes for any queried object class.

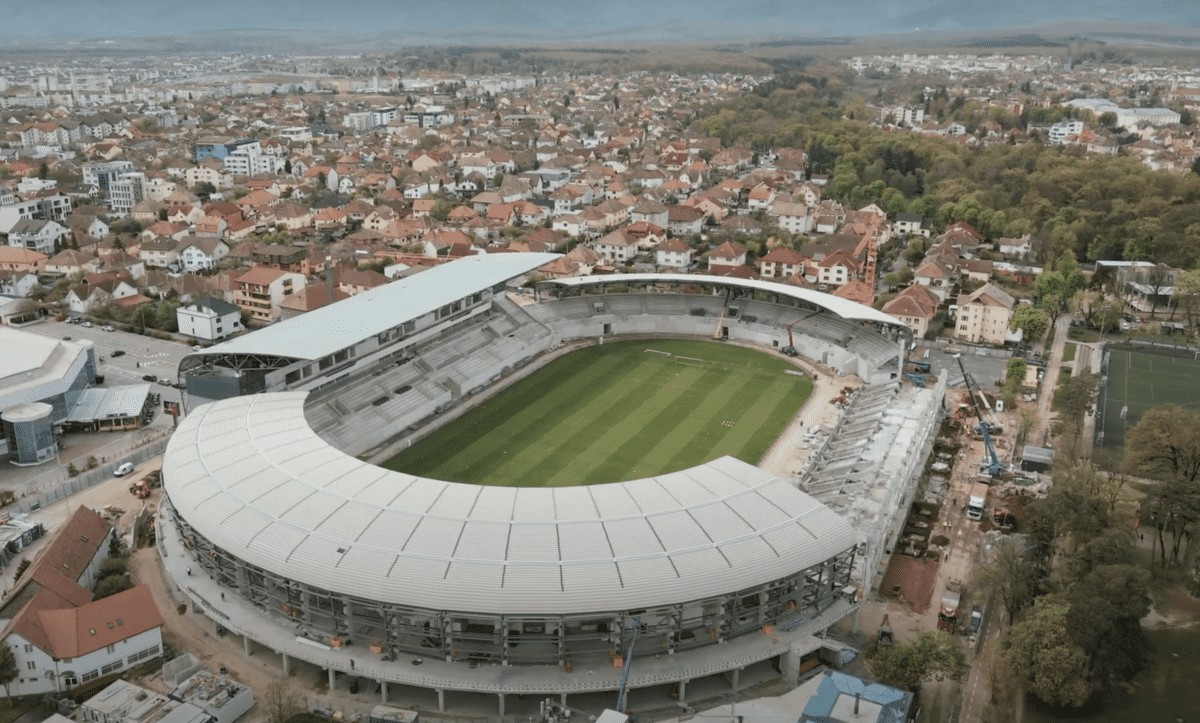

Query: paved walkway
[1030,315,1072,448]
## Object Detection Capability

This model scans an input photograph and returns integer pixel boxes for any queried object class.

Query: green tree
[1001,596,1092,708]
[870,631,966,692]
[0,645,15,702]
[1171,268,1200,328]
[975,536,1033,624]
[11,559,30,583]
[194,181,216,201]
[1034,272,1070,325]
[1010,305,1050,343]
[98,556,129,579]
[1125,405,1200,567]
[1067,564,1150,686]
[1001,357,1027,408]
[93,575,132,599]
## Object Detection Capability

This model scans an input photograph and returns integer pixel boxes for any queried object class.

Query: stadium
[160,254,945,714]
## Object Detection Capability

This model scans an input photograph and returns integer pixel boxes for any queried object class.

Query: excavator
[781,319,800,356]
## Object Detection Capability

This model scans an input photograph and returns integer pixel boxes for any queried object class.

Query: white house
[771,202,812,234]
[176,237,230,272]
[176,297,243,341]
[590,228,640,264]
[0,507,164,698]
[655,237,693,270]
[8,219,68,255]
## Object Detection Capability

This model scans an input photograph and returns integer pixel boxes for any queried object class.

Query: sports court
[1098,344,1200,455]
[383,339,813,486]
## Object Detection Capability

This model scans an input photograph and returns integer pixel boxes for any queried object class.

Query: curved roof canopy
[164,392,857,616]
[543,273,905,329]
[189,252,559,364]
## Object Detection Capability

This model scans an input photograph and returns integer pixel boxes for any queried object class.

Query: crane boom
[954,354,1006,476]
[614,616,640,713]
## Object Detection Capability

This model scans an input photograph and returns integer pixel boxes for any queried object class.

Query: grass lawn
[383,339,812,486]
[1062,343,1076,362]
[1098,346,1200,462]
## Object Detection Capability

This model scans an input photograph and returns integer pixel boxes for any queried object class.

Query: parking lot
[31,318,193,387]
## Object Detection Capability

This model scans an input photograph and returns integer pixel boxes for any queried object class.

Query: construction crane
[613,616,641,714]
[713,288,731,340]
[954,354,1006,477]
[781,319,800,356]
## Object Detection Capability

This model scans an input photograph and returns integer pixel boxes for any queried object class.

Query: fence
[12,433,171,515]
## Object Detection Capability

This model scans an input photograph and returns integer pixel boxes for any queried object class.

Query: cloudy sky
[4,0,1197,39]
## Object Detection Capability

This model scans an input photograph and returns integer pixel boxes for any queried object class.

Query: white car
[101,325,114,332]
[113,462,135,477]
[81,321,93,328]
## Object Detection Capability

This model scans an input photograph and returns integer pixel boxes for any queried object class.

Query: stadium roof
[193,253,558,363]
[544,274,904,328]
[65,384,151,423]
[164,392,857,616]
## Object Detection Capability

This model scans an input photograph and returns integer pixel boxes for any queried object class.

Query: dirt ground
[878,557,940,615]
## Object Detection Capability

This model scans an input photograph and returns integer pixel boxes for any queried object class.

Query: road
[27,318,195,385]
[1029,315,1072,448]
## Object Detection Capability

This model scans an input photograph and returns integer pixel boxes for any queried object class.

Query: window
[23,644,31,653]
[25,661,35,670]
[105,644,115,655]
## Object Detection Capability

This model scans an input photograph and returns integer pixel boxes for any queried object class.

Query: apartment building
[82,161,136,194]
[233,267,306,324]
[954,282,1017,346]
[108,172,147,217]
[176,297,243,341]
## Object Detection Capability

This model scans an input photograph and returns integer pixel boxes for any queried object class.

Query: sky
[3,0,1199,40]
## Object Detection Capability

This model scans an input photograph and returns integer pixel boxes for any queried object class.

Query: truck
[938,579,962,632]
[966,481,989,521]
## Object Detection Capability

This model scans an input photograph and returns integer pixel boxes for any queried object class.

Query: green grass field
[382,339,813,486]
[1099,346,1200,461]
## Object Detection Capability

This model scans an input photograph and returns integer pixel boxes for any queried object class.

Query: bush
[12,559,30,582]
[67,463,79,477]
[0,490,14,507]
[98,556,128,579]
[93,575,132,600]
[86,456,98,470]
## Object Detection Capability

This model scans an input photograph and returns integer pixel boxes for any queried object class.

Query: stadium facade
[161,254,930,713]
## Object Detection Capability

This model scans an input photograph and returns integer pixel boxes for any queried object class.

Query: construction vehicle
[781,319,799,356]
[966,480,989,521]
[993,506,1016,530]
[712,289,731,341]
[954,354,1007,477]
[908,359,932,374]
[937,579,962,632]
[905,372,925,387]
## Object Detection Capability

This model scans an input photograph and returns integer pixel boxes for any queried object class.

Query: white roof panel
[190,253,558,362]
[164,392,858,615]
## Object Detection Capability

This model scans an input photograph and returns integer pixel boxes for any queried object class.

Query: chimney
[854,693,860,715]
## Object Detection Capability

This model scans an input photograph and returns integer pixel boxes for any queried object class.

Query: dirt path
[1030,315,1071,447]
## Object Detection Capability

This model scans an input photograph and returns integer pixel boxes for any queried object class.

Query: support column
[281,653,291,676]
[677,680,687,707]
[327,667,336,691]
[436,689,445,713]
[498,693,505,716]
[243,637,253,656]
[560,693,568,707]
[380,681,388,704]
[731,667,740,691]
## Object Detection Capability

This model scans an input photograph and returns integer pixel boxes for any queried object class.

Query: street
[28,319,195,385]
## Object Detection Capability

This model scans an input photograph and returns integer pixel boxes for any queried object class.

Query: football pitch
[382,339,813,486]
[1098,345,1200,460]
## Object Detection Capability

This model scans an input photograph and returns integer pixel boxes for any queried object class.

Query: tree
[1125,405,1200,567]
[194,181,216,201]
[1000,596,1092,708]
[975,536,1033,624]
[1034,271,1071,325]
[263,679,300,723]
[11,559,30,583]
[1067,564,1150,686]
[93,574,131,599]
[0,645,15,702]
[98,556,129,579]
[1001,357,1027,409]
[1171,268,1200,328]
[1010,305,1050,343]
[870,631,966,692]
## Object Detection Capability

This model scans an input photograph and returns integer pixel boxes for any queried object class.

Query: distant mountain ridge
[2,0,1198,41]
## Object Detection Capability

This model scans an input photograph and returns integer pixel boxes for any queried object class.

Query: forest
[691,81,1200,270]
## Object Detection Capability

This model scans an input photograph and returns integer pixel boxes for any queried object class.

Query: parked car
[192,345,204,351]
[111,350,126,357]
[142,374,158,383]
[62,335,71,340]
[113,462,135,477]
[101,325,114,332]
[158,379,173,386]
[969,605,983,636]
[81,321,93,328]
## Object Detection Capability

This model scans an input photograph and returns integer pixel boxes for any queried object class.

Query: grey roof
[801,670,913,723]
[193,253,558,362]
[164,392,857,616]
[65,384,151,423]
[546,273,905,329]
[187,296,239,316]
[1021,445,1055,465]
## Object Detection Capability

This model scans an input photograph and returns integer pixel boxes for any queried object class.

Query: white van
[113,462,135,477]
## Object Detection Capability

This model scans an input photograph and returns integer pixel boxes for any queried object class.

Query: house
[707,241,747,271]
[959,258,994,283]
[746,183,776,212]
[816,248,861,288]
[771,201,812,234]
[655,237,693,270]
[279,283,350,320]
[0,247,48,273]
[138,237,181,269]
[0,270,39,298]
[758,247,808,280]
[82,679,209,723]
[882,283,941,339]
[590,228,640,264]
[65,274,139,314]
[630,199,669,228]
[892,212,932,238]
[955,282,1017,346]
[667,205,704,236]
[912,258,956,301]
[234,267,306,324]
[176,237,230,272]
[176,297,243,341]
[998,234,1034,259]
[8,219,68,255]
[0,507,164,698]
[45,250,102,277]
